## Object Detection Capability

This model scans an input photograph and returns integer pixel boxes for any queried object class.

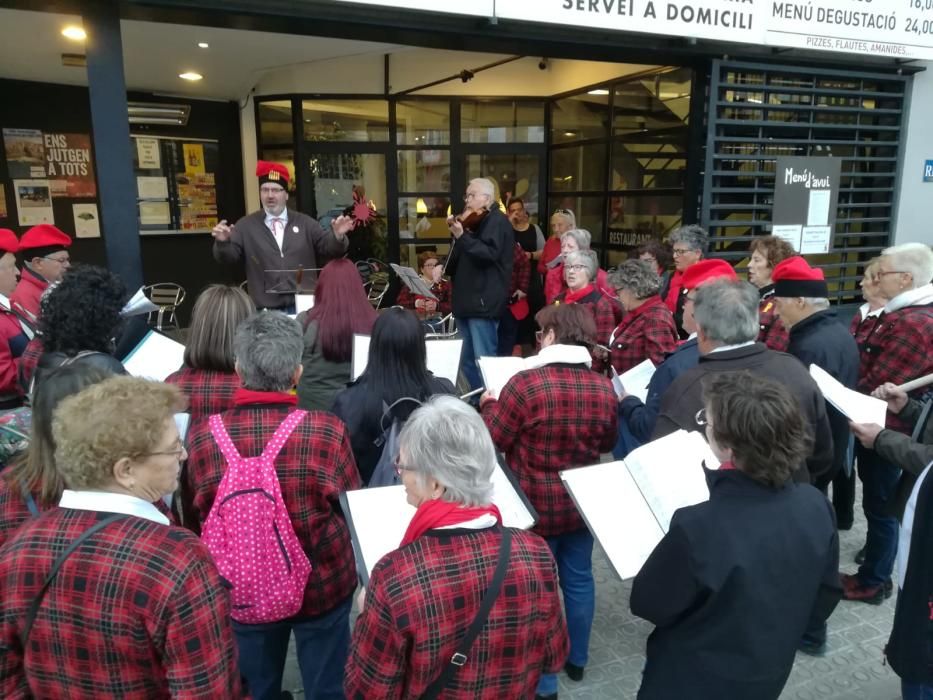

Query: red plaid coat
[554,288,617,373]
[857,304,933,434]
[396,279,452,318]
[165,367,240,423]
[0,508,240,698]
[17,337,43,393]
[850,308,883,382]
[509,242,531,297]
[609,295,678,374]
[345,527,568,699]
[757,291,789,352]
[0,478,33,549]
[185,398,361,617]
[482,364,618,537]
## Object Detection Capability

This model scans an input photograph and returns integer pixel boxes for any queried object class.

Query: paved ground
[283,483,902,699]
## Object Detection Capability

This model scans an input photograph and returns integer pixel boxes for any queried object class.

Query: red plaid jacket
[0,478,32,550]
[609,295,678,374]
[482,363,618,537]
[850,308,883,382]
[857,303,933,434]
[165,367,240,423]
[554,289,616,373]
[185,397,361,617]
[757,291,789,352]
[396,279,452,318]
[0,508,240,698]
[509,242,531,297]
[17,337,43,394]
[345,527,568,699]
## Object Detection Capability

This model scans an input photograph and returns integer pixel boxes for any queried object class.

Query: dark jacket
[446,207,514,319]
[886,461,933,684]
[786,310,859,487]
[631,468,841,700]
[620,337,699,444]
[874,397,933,519]
[331,373,456,484]
[654,343,834,484]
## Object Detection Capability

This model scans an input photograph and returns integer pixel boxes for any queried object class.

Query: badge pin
[292,226,299,233]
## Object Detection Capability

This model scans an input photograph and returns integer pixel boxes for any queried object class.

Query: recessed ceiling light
[179,72,203,81]
[587,89,610,95]
[62,26,86,41]
[197,42,209,49]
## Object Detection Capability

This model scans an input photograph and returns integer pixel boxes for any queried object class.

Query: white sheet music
[561,461,663,580]
[809,364,887,426]
[122,330,186,381]
[615,359,656,403]
[477,356,527,399]
[342,462,537,582]
[351,334,463,386]
[623,430,717,532]
[296,294,315,314]
[174,413,191,443]
[390,264,438,300]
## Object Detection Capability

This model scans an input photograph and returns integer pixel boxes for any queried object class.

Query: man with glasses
[12,224,72,324]
[212,161,352,311]
[446,178,514,390]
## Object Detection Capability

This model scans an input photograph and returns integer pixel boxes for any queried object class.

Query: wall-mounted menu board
[133,135,219,236]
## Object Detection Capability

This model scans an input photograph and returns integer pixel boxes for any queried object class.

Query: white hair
[801,297,831,310]
[564,250,598,282]
[561,228,592,250]
[469,178,495,200]
[551,209,577,228]
[881,243,933,288]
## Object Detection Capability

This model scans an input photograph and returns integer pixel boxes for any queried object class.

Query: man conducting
[212,161,353,311]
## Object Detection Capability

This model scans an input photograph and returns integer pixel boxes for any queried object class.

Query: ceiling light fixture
[128,102,191,126]
[179,72,203,81]
[197,42,209,48]
[61,26,86,41]
[587,89,610,96]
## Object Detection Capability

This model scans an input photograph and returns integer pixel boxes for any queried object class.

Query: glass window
[460,101,545,143]
[399,242,452,270]
[398,149,450,193]
[308,153,388,260]
[466,153,540,218]
[398,197,452,238]
[606,195,683,251]
[551,94,610,144]
[548,196,605,245]
[301,100,389,142]
[258,100,293,145]
[396,101,450,146]
[611,142,686,190]
[550,144,606,192]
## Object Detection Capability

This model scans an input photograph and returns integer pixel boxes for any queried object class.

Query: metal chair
[143,283,186,331]
[424,313,458,340]
[358,258,390,309]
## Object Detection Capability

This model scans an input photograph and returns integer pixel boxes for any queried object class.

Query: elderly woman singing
[345,395,568,699]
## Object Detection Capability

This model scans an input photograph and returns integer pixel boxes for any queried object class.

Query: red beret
[19,224,72,252]
[681,259,737,290]
[0,229,18,255]
[256,161,290,189]
[772,256,828,297]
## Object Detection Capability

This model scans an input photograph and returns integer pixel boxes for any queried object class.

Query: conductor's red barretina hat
[256,161,290,190]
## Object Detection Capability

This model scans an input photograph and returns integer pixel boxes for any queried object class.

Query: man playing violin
[446,178,514,390]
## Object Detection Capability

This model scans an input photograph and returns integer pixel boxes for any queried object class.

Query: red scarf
[562,283,595,305]
[400,498,502,547]
[233,388,298,406]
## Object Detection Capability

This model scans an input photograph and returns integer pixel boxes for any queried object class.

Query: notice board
[771,156,842,255]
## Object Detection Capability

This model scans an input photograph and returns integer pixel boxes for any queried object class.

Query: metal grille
[701,59,909,303]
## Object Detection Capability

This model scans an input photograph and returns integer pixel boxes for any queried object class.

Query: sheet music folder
[560,430,719,580]
[340,457,537,587]
[390,263,438,301]
[122,330,186,382]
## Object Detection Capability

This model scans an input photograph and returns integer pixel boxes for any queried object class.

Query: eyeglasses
[43,255,70,264]
[142,441,186,459]
[684,294,697,304]
[878,270,907,277]
[394,455,416,476]
[695,408,708,426]
[260,186,286,195]
[672,248,694,257]
[566,264,587,272]
[464,192,485,201]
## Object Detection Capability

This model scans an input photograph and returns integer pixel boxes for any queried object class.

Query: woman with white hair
[544,229,617,313]
[538,208,576,275]
[843,242,933,605]
[345,395,568,699]
[553,250,616,372]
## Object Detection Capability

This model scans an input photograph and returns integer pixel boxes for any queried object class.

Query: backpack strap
[21,513,127,646]
[260,410,307,463]
[419,528,513,700]
[209,414,243,466]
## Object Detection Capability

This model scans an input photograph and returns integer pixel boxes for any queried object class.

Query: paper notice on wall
[73,203,100,238]
[44,133,96,198]
[137,176,170,200]
[772,224,802,250]
[139,201,172,226]
[182,143,205,174]
[807,190,831,226]
[13,179,54,226]
[800,226,832,255]
[136,137,161,169]
[3,129,47,178]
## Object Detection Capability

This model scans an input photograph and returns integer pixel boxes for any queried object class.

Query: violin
[452,206,490,233]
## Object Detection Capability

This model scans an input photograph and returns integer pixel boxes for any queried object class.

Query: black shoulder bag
[21,514,127,646]
[419,528,513,700]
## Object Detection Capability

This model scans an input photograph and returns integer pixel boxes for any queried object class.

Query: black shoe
[836,518,853,531]
[281,693,294,700]
[797,637,827,657]
[535,695,558,700]
[884,579,893,599]
[564,661,584,682]
[854,546,866,565]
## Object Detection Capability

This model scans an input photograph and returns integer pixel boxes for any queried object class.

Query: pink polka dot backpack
[202,410,312,624]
